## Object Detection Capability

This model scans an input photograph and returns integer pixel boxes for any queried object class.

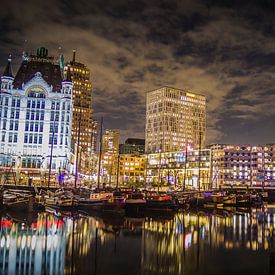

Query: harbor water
[0,207,274,275]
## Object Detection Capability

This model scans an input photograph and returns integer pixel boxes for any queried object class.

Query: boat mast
[145,152,148,190]
[158,149,161,193]
[157,138,163,193]
[209,147,213,190]
[48,116,57,188]
[198,132,201,191]
[183,145,188,192]
[116,154,120,190]
[97,117,103,190]
[74,112,82,189]
[249,145,253,187]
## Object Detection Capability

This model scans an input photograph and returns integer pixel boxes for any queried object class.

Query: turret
[1,55,14,91]
[61,65,73,96]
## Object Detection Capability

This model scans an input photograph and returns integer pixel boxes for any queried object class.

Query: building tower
[1,55,14,91]
[102,129,120,184]
[65,50,93,174]
[0,47,73,185]
[145,86,206,153]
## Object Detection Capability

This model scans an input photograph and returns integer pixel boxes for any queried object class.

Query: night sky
[1,0,275,145]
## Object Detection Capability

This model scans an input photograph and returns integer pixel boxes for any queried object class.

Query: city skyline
[1,0,275,144]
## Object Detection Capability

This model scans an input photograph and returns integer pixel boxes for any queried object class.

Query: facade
[102,129,120,183]
[65,51,93,174]
[118,154,145,184]
[0,47,73,185]
[119,138,145,154]
[146,148,211,190]
[145,86,206,153]
[210,144,275,187]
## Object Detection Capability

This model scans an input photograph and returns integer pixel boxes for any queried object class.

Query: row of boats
[0,188,178,215]
[0,187,270,216]
[180,190,267,209]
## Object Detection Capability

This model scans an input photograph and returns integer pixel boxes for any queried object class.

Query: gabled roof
[13,59,62,92]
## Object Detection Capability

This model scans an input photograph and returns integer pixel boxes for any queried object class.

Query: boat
[222,194,237,205]
[145,193,178,212]
[203,202,223,209]
[43,189,77,210]
[99,192,126,215]
[78,192,113,212]
[250,193,262,205]
[195,192,206,207]
[3,189,34,212]
[236,193,252,207]
[124,192,146,212]
[212,192,225,204]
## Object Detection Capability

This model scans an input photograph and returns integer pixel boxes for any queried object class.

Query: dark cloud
[146,64,163,74]
[1,0,275,144]
[124,70,145,83]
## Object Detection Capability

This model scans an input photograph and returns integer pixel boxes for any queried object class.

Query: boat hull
[204,203,223,209]
[5,199,30,212]
[124,202,146,213]
[101,201,125,215]
[78,200,106,212]
[145,200,178,212]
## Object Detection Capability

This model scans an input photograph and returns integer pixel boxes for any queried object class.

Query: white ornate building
[0,47,73,184]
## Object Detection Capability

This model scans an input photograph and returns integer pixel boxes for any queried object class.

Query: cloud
[1,0,275,145]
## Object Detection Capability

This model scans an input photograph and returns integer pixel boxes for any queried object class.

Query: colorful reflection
[0,208,273,275]
[0,213,66,275]
[141,208,274,274]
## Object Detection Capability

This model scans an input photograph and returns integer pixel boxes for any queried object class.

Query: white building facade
[0,48,73,184]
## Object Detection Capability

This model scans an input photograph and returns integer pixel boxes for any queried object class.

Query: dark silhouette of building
[119,138,145,155]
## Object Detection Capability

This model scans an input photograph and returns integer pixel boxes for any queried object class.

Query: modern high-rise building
[145,86,206,153]
[0,47,73,185]
[64,51,93,173]
[102,129,120,183]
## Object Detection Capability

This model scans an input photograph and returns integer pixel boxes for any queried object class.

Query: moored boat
[212,192,225,204]
[43,189,77,210]
[101,198,126,215]
[3,190,35,212]
[78,192,113,211]
[124,193,146,212]
[236,193,252,207]
[145,193,178,212]
[222,194,237,206]
[203,202,223,209]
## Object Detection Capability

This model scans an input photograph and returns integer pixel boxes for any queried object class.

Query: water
[0,207,274,275]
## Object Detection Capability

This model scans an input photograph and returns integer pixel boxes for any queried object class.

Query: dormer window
[28,91,45,98]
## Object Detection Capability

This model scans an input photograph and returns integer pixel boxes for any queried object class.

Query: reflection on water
[0,208,274,275]
[0,213,66,275]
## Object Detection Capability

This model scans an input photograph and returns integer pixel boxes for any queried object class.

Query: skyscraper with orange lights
[65,51,95,173]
